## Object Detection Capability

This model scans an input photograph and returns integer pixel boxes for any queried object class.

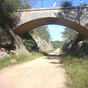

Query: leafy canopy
[60,0,72,7]
[30,26,51,42]
[0,0,21,30]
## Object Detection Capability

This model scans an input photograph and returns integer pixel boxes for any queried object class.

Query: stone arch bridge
[15,7,88,37]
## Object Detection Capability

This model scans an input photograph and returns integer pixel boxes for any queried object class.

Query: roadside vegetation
[0,0,88,87]
[59,1,88,88]
[51,41,63,49]
[61,53,88,88]
[0,51,43,70]
[0,1,53,70]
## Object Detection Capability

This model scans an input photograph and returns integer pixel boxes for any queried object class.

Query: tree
[22,32,38,51]
[59,0,78,42]
[60,0,72,7]
[0,0,30,55]
[0,0,31,30]
[62,28,78,42]
[21,0,31,9]
[59,0,74,20]
[0,0,20,31]
[51,41,63,49]
[29,26,53,51]
[0,0,21,48]
[30,26,51,42]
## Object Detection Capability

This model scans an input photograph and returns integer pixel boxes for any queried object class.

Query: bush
[24,39,37,51]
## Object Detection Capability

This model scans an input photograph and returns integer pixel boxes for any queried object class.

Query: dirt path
[0,50,67,88]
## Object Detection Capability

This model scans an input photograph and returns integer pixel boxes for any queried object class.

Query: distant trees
[62,28,78,42]
[51,41,63,49]
[59,0,77,42]
[30,26,51,42]
[29,26,53,51]
[60,0,72,7]
[0,0,31,31]
[21,0,31,9]
[0,0,21,49]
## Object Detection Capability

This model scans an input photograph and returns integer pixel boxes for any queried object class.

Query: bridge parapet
[15,7,88,37]
[18,7,88,27]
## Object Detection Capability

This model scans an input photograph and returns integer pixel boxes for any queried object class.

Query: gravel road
[0,49,67,88]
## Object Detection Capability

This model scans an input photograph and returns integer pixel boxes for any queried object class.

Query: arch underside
[15,17,88,38]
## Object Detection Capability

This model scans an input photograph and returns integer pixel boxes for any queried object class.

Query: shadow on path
[41,52,63,66]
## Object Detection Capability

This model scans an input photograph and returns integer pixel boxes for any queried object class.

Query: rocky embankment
[62,34,88,55]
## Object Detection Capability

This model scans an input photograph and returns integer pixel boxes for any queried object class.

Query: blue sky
[48,25,66,41]
[30,0,88,41]
[31,0,88,8]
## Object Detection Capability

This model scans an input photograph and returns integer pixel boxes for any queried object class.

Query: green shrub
[24,39,36,51]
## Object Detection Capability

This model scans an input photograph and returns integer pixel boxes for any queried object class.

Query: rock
[10,50,19,56]
[32,36,53,52]
[78,41,88,55]
[0,28,14,49]
[0,48,10,59]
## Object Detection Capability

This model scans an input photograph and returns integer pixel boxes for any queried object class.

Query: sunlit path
[0,50,67,88]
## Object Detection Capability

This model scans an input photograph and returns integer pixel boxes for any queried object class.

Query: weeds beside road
[61,53,88,88]
[0,51,43,70]
[1,49,88,88]
[0,50,67,88]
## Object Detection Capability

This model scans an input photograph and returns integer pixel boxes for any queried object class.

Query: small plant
[0,55,15,69]
[0,51,43,70]
[61,53,88,88]
[24,39,36,51]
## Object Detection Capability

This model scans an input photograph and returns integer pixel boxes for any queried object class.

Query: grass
[16,51,43,63]
[61,53,88,88]
[0,51,43,70]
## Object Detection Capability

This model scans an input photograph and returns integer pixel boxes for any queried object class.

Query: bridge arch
[15,17,88,37]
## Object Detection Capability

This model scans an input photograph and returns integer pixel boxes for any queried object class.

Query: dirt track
[0,50,67,88]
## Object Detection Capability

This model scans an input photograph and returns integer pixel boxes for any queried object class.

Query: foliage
[0,0,21,30]
[83,3,88,6]
[21,3,31,9]
[51,41,63,49]
[62,33,84,54]
[21,0,31,9]
[0,0,30,30]
[61,54,88,88]
[0,55,13,69]
[59,0,76,21]
[60,0,72,7]
[62,28,78,42]
[24,39,37,51]
[59,0,77,43]
[22,32,38,51]
[30,26,51,42]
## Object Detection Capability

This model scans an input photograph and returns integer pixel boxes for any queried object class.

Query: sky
[30,0,88,41]
[48,25,66,41]
[31,0,88,8]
